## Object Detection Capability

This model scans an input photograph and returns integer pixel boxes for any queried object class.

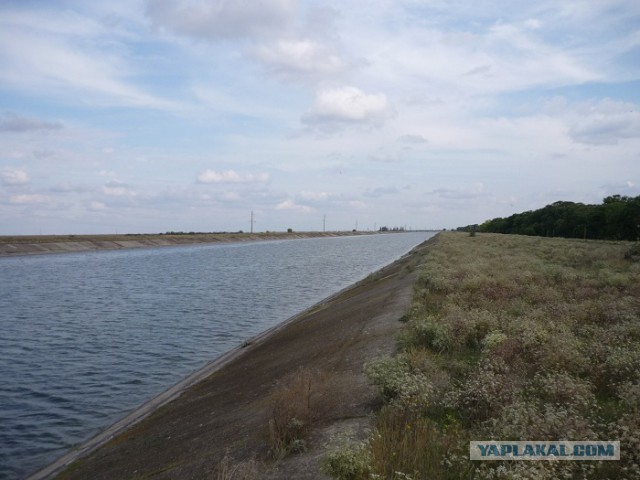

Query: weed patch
[266,367,329,459]
[324,232,640,479]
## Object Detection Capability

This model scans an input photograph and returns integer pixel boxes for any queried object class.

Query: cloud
[369,149,403,163]
[254,39,344,79]
[196,169,270,184]
[302,86,393,129]
[102,180,136,197]
[463,64,492,77]
[89,201,107,211]
[145,0,295,41]
[298,191,330,202]
[364,186,399,198]
[0,113,63,133]
[33,150,56,159]
[349,200,366,209]
[0,19,175,109]
[276,199,311,212]
[9,194,49,204]
[1,168,30,186]
[49,183,89,194]
[566,99,640,145]
[427,183,487,200]
[397,134,428,144]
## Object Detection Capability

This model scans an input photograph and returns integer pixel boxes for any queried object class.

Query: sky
[1,0,639,235]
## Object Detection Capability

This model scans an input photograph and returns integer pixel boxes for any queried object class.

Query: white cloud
[397,134,428,144]
[0,18,175,109]
[145,0,296,41]
[89,201,107,211]
[221,192,241,201]
[369,149,403,163]
[102,180,136,197]
[302,86,394,128]
[364,186,399,198]
[427,183,487,200]
[1,168,30,186]
[298,191,330,201]
[566,99,640,145]
[276,199,311,212]
[9,194,49,204]
[197,169,269,184]
[254,39,344,79]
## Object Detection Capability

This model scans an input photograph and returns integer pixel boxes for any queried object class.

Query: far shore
[0,230,424,257]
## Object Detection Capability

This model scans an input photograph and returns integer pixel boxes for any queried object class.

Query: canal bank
[0,231,404,257]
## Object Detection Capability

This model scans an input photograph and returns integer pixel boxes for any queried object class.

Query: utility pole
[250,211,255,233]
[323,214,326,232]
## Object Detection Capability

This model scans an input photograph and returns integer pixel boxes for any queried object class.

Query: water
[0,232,431,479]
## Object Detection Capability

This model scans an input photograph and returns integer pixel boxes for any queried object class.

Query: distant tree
[460,195,640,241]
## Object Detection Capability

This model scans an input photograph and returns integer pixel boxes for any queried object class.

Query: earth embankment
[0,231,392,257]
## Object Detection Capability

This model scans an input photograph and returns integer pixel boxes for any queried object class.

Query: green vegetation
[459,195,640,241]
[324,232,640,479]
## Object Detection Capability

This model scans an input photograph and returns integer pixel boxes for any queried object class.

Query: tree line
[458,195,640,241]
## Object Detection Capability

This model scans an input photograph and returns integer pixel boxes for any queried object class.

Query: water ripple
[0,233,430,479]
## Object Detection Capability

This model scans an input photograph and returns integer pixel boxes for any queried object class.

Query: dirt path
[34,238,433,480]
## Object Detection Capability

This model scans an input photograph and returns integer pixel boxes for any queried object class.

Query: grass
[266,367,331,459]
[325,232,640,479]
[214,454,262,480]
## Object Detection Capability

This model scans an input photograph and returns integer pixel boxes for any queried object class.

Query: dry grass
[214,454,262,480]
[266,367,331,459]
[326,232,640,479]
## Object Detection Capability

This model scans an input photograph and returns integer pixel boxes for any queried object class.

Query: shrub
[322,442,372,480]
[266,368,326,458]
[328,232,640,480]
[368,407,467,480]
[364,356,434,409]
[445,360,519,424]
[399,317,453,353]
[527,372,596,414]
[482,331,508,351]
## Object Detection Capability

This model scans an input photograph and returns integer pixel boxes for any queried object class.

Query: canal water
[0,232,432,478]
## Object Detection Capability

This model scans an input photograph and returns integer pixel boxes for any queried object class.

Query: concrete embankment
[0,231,387,257]
[29,235,435,480]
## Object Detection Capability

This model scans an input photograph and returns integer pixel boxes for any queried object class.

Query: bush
[322,442,372,480]
[266,368,326,458]
[327,232,640,480]
[368,407,466,480]
[364,356,434,409]
[399,318,452,353]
